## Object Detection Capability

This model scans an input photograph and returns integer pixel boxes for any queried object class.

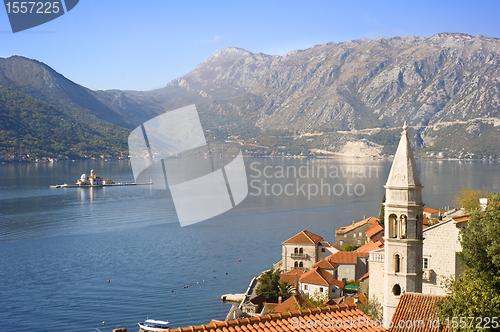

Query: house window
[357,239,361,245]
[344,234,347,237]
[299,262,303,268]
[423,258,429,270]
[359,232,362,237]
[294,247,298,254]
[319,287,323,293]
[353,233,356,238]
[294,262,298,268]
[304,285,308,290]
[345,267,350,274]
[322,248,325,252]
[299,248,303,254]
[340,240,344,246]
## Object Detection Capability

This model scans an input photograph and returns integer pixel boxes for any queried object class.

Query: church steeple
[385,122,421,189]
[382,122,424,325]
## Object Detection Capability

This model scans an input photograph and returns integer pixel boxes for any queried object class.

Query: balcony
[290,253,307,259]
[369,250,384,262]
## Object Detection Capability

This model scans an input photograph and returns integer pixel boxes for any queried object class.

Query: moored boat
[138,319,170,331]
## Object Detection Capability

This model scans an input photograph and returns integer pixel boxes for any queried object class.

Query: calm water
[1,158,499,332]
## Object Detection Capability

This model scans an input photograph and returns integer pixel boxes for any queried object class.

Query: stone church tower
[382,122,424,322]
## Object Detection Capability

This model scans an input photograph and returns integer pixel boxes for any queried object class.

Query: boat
[138,319,170,331]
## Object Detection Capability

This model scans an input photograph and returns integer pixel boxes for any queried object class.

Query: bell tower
[383,122,424,323]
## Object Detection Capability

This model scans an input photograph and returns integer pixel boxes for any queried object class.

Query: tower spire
[381,120,424,325]
[385,122,421,189]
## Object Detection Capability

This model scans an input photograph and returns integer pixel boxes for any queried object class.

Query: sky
[1,0,500,91]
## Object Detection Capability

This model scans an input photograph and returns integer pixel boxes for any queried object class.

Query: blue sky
[1,0,499,91]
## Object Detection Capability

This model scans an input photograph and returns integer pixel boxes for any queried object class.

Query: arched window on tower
[294,248,298,254]
[388,214,398,238]
[299,262,303,268]
[394,254,401,273]
[400,215,407,239]
[299,248,303,254]
[294,261,298,268]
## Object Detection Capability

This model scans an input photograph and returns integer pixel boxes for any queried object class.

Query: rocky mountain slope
[1,33,500,158]
[145,33,500,157]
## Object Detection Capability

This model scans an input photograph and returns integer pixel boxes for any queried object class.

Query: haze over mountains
[1,33,500,159]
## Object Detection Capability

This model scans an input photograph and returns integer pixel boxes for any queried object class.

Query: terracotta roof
[358,240,384,253]
[272,294,313,313]
[313,259,339,270]
[283,230,323,244]
[360,271,369,281]
[423,207,439,214]
[423,215,429,226]
[169,303,386,332]
[331,278,345,288]
[365,224,384,238]
[389,293,448,332]
[299,267,342,287]
[327,251,369,264]
[336,217,380,235]
[250,294,267,305]
[279,273,299,287]
[283,269,304,277]
[452,214,470,224]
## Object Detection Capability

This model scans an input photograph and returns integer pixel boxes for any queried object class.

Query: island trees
[437,192,500,331]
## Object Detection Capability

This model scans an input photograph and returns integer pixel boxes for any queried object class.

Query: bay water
[1,158,499,331]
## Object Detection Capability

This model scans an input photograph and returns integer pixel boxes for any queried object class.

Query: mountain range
[1,32,500,159]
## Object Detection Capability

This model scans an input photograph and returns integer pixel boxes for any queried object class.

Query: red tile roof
[336,217,379,234]
[283,230,323,244]
[272,294,313,313]
[279,273,299,288]
[423,207,439,214]
[169,303,386,332]
[389,293,448,332]
[299,267,335,286]
[313,259,339,270]
[452,214,470,224]
[358,240,384,253]
[359,271,369,281]
[365,224,384,238]
[327,251,369,264]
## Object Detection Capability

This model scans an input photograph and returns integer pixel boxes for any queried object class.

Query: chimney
[352,221,355,226]
[363,215,366,220]
[278,296,282,304]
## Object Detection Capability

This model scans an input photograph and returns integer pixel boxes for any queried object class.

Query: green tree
[277,280,295,300]
[436,192,500,331]
[358,297,383,321]
[378,194,386,221]
[452,187,491,213]
[255,269,282,302]
[343,244,359,252]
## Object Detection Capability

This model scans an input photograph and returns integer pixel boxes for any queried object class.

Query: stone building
[298,266,345,299]
[281,230,323,272]
[421,215,468,295]
[335,216,380,248]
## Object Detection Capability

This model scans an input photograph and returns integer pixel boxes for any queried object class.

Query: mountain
[2,33,500,159]
[146,33,500,157]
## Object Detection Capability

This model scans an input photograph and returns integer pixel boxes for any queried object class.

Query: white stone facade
[282,243,317,272]
[422,219,463,295]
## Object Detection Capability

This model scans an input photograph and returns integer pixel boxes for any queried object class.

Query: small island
[50,169,152,188]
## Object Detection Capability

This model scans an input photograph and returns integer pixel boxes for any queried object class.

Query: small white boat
[138,319,170,331]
